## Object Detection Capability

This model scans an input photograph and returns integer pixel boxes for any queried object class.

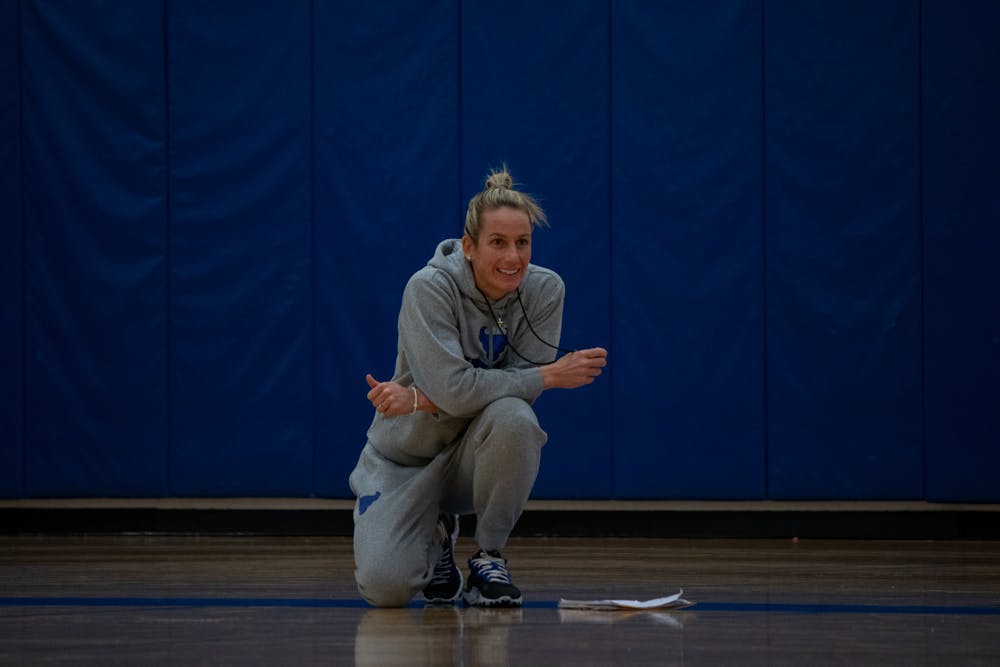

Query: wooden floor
[2,535,999,665]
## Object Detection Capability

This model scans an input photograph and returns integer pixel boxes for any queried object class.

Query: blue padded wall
[765,1,923,499]
[0,0,21,496]
[313,0,460,497]
[3,1,998,501]
[21,1,169,496]
[923,1,1000,502]
[462,0,612,497]
[166,2,313,495]
[612,1,765,499]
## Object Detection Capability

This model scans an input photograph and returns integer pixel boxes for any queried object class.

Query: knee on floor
[356,568,421,608]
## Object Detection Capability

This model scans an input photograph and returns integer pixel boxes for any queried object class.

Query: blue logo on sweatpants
[358,491,381,515]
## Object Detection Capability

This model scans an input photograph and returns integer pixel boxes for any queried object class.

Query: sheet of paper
[557,590,693,611]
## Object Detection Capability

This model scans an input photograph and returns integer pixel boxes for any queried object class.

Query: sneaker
[463,549,522,607]
[423,513,463,604]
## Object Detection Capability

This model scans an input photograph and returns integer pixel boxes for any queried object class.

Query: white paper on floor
[557,590,694,611]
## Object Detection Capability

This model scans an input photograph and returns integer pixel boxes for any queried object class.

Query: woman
[350,167,608,607]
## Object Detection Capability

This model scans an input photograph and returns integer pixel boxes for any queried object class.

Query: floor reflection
[354,606,523,667]
[354,604,689,666]
[557,607,687,629]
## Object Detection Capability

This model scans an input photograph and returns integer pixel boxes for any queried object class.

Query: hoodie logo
[471,326,507,368]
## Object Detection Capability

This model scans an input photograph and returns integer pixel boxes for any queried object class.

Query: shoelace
[428,539,456,586]
[470,551,512,584]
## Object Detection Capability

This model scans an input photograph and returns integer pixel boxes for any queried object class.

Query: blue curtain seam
[18,0,27,499]
[309,0,319,496]
[163,0,174,496]
[917,0,927,500]
[456,0,464,222]
[760,0,770,500]
[607,0,615,499]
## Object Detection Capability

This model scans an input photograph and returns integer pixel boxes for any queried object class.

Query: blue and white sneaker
[463,549,522,607]
[423,514,463,604]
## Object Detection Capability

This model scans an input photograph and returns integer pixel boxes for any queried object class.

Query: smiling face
[462,206,533,301]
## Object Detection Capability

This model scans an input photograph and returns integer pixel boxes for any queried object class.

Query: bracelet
[411,386,418,414]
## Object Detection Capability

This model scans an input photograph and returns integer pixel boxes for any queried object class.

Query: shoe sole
[425,596,462,605]
[424,563,464,605]
[462,587,523,608]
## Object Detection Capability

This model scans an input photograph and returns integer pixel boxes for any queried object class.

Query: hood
[427,238,515,309]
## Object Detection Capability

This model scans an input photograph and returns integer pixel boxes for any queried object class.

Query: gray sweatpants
[349,397,547,607]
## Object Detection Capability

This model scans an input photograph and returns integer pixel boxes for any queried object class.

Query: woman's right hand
[366,374,438,417]
[539,347,608,390]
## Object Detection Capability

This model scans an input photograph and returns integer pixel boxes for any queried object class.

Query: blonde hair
[463,166,548,242]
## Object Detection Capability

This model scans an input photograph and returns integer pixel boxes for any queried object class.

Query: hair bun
[485,169,513,190]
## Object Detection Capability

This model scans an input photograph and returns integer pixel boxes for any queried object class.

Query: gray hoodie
[366,238,565,466]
